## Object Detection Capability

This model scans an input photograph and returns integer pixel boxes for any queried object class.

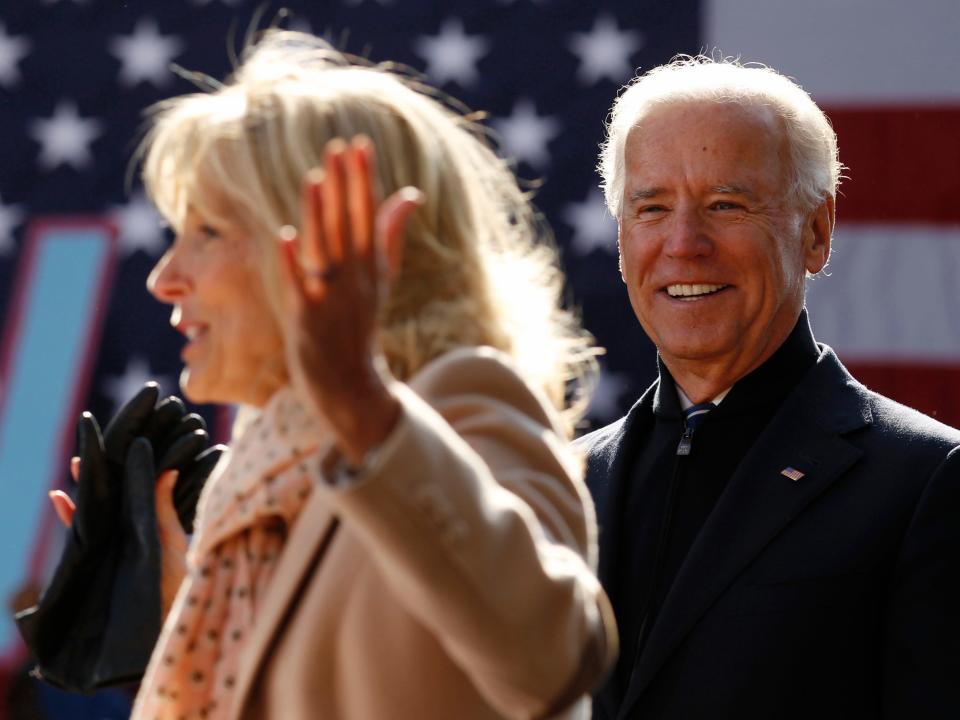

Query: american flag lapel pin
[781,467,805,482]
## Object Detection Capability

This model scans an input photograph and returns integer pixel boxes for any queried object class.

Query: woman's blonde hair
[140,30,596,436]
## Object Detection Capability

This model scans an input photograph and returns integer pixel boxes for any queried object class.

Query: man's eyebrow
[711,184,756,198]
[626,185,759,204]
[627,187,666,203]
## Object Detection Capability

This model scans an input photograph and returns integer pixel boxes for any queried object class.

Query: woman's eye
[198,224,220,240]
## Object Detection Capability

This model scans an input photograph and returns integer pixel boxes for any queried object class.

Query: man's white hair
[598,55,842,216]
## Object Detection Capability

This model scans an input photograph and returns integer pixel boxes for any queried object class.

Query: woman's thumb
[155,470,188,554]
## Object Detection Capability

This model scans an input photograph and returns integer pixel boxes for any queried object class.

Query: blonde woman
[102,30,618,720]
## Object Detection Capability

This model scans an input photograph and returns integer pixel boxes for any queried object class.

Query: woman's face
[147,206,286,407]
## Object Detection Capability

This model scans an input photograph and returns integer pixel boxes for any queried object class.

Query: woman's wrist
[312,366,402,467]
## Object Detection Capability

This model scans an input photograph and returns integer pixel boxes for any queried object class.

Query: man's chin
[654,333,734,364]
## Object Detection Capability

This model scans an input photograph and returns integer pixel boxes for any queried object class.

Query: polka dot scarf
[132,387,324,720]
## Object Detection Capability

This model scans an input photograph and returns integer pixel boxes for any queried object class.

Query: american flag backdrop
[0,0,957,714]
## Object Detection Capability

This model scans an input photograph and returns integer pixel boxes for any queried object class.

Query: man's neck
[662,311,813,404]
[676,384,731,410]
[664,334,792,404]
[665,356,769,405]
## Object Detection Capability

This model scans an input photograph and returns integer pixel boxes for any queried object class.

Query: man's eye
[711,201,742,211]
[638,205,666,215]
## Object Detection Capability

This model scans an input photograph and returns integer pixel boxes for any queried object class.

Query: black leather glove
[93,437,170,686]
[15,384,224,692]
[154,418,225,535]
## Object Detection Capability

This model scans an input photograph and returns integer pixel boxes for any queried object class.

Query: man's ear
[804,195,834,274]
[617,218,627,282]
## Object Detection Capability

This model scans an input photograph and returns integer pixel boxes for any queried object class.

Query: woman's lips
[178,323,209,360]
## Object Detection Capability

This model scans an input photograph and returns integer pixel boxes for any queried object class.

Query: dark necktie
[677,401,716,455]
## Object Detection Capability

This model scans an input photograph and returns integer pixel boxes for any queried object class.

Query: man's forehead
[622,101,788,188]
[626,99,782,145]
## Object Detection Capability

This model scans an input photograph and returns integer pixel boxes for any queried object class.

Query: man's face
[617,101,830,387]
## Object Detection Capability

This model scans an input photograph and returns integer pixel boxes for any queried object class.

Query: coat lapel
[230,491,339,717]
[580,385,656,719]
[619,350,873,717]
[584,384,657,597]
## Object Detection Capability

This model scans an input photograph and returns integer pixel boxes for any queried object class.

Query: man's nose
[147,247,190,303]
[664,209,712,259]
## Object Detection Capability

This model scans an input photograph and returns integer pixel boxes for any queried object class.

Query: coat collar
[230,489,339,718]
[652,309,821,420]
[617,345,872,716]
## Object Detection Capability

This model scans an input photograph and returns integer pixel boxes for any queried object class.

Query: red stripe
[845,361,960,430]
[823,106,960,223]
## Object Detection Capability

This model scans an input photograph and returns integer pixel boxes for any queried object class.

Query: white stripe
[806,224,960,360]
[705,0,960,103]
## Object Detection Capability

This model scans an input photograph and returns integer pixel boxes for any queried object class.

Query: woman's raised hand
[277,137,423,465]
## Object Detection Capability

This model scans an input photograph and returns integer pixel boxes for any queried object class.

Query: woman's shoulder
[412,345,520,386]
[408,345,560,431]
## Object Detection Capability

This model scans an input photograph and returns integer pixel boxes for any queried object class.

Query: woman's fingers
[155,470,188,618]
[300,168,327,273]
[291,137,419,310]
[300,169,337,298]
[61,454,80,526]
[277,224,309,304]
[376,186,425,282]
[322,139,349,264]
[48,490,75,528]
[345,137,375,258]
[297,174,330,299]
[155,470,188,556]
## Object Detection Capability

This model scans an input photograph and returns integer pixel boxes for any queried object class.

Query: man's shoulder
[574,379,657,460]
[574,416,630,484]
[809,346,960,453]
[859,384,960,450]
[574,414,636,505]
[575,416,629,452]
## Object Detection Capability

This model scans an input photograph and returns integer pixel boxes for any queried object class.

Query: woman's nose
[147,246,191,303]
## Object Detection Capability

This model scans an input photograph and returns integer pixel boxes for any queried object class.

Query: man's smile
[664,283,731,301]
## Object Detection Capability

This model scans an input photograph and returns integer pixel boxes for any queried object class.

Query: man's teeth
[667,283,727,300]
[184,326,200,340]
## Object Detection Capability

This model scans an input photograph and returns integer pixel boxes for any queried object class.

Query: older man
[581,57,960,719]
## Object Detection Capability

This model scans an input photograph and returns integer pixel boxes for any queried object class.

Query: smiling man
[581,57,960,719]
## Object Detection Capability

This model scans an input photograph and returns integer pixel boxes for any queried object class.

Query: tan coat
[230,348,616,719]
